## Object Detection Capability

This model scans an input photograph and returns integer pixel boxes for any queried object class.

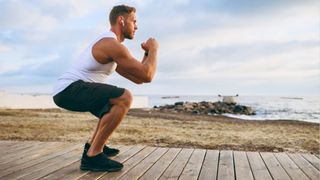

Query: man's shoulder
[93,37,119,50]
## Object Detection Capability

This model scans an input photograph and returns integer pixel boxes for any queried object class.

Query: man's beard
[123,29,133,40]
[123,33,133,39]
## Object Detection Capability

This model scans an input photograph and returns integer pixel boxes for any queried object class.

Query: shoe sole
[80,165,123,172]
[105,152,119,157]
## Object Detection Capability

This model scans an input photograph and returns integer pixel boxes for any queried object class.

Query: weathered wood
[119,147,168,180]
[0,141,318,180]
[198,150,219,180]
[179,149,206,180]
[18,149,81,180]
[78,145,144,180]
[246,152,272,180]
[288,153,320,180]
[0,140,15,146]
[0,143,79,178]
[41,145,125,180]
[99,146,156,179]
[234,151,254,180]
[301,153,320,170]
[1,144,82,179]
[0,141,28,153]
[139,148,181,180]
[0,141,44,163]
[0,142,62,171]
[274,153,309,180]
[260,152,291,180]
[218,150,235,180]
[159,148,194,180]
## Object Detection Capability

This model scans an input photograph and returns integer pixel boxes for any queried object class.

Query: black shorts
[53,80,125,118]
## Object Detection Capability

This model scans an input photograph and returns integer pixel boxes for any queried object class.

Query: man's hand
[141,38,159,52]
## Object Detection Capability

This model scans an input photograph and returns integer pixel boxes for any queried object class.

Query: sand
[0,108,319,154]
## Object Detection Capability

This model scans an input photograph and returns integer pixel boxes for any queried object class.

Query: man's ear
[118,16,125,26]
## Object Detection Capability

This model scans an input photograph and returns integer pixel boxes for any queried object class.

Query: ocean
[147,95,320,123]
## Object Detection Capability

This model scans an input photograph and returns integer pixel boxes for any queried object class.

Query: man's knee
[110,89,133,108]
[122,90,133,107]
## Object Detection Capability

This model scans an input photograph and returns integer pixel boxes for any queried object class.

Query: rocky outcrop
[153,101,255,115]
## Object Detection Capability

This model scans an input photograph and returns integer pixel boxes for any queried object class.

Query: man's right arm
[94,38,158,83]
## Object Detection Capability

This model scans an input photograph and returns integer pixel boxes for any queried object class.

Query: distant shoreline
[0,107,319,125]
[1,91,319,123]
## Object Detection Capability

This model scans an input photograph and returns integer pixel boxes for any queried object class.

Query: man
[52,4,158,172]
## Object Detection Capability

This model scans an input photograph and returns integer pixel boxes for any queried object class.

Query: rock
[233,105,244,114]
[154,101,255,116]
[174,102,184,106]
[192,110,200,114]
[184,102,194,109]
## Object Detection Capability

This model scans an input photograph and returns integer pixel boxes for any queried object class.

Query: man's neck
[110,27,124,43]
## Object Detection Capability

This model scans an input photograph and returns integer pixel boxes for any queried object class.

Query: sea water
[147,95,320,123]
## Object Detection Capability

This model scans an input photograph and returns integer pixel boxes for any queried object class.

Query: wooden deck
[0,141,319,180]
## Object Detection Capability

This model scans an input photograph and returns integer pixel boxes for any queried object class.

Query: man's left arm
[116,66,144,84]
[116,51,150,84]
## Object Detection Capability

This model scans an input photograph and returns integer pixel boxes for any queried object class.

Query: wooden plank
[0,141,26,150]
[274,153,309,180]
[198,150,219,180]
[1,144,82,179]
[260,152,291,180]
[139,148,181,180]
[118,147,168,180]
[0,141,42,162]
[0,142,46,165]
[18,148,82,180]
[0,142,62,171]
[217,150,235,180]
[41,145,128,180]
[301,154,320,170]
[0,140,14,146]
[42,160,81,180]
[78,145,144,180]
[0,141,31,150]
[234,151,254,180]
[159,148,194,180]
[99,146,156,179]
[0,141,318,180]
[287,153,320,180]
[0,143,79,178]
[179,149,206,180]
[246,152,272,180]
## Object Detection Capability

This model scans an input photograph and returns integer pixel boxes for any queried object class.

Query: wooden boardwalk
[0,141,319,180]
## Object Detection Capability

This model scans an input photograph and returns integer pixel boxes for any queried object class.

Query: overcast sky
[0,0,319,96]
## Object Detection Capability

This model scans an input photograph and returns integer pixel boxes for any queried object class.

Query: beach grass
[0,108,319,154]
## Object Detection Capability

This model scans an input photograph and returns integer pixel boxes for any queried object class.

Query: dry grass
[0,108,319,154]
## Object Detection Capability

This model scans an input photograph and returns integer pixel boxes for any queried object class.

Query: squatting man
[53,4,159,171]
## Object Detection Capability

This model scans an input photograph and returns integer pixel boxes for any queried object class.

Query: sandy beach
[0,108,319,154]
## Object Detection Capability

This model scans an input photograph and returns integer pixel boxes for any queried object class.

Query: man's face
[123,12,137,40]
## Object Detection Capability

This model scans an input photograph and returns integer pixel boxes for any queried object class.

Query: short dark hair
[109,5,136,25]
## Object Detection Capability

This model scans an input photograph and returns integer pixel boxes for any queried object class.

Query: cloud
[0,0,319,95]
[0,44,10,52]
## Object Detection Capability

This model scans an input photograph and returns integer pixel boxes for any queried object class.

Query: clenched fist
[141,38,159,52]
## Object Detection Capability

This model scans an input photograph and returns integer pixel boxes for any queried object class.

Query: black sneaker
[84,143,119,157]
[80,152,123,172]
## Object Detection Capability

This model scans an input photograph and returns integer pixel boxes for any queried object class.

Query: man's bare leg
[87,90,132,156]
[89,119,101,145]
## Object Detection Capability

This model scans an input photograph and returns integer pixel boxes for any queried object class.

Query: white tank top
[52,31,117,96]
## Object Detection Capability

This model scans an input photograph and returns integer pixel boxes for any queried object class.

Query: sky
[0,0,319,96]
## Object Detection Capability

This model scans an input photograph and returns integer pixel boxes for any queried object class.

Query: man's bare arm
[93,38,158,83]
[116,66,144,84]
